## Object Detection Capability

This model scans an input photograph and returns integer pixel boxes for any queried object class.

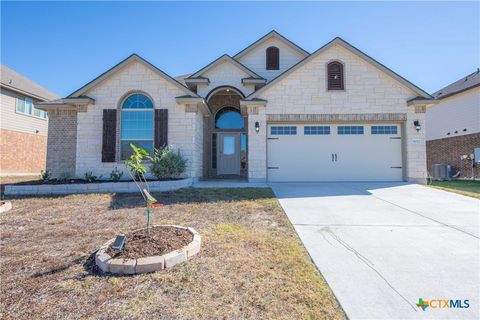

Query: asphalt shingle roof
[0,64,59,101]
[432,68,480,99]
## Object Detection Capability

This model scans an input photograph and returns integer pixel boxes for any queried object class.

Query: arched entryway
[204,87,247,179]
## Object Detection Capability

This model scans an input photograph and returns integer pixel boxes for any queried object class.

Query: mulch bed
[106,226,193,259]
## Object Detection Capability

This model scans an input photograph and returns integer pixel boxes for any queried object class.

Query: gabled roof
[68,54,199,98]
[186,54,265,80]
[0,64,59,101]
[246,37,432,100]
[432,69,480,99]
[233,30,309,60]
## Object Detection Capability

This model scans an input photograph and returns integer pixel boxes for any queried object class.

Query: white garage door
[267,123,403,182]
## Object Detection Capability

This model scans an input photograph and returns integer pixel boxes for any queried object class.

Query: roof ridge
[245,37,431,100]
[232,30,309,59]
[186,54,265,80]
[67,54,199,98]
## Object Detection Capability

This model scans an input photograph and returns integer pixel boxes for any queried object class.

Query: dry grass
[0,188,344,320]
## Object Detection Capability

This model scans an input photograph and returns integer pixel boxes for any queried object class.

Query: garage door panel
[267,124,403,182]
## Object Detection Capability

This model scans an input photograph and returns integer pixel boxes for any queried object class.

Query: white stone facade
[41,32,432,184]
[75,61,203,180]
[196,60,255,98]
[236,36,307,81]
[246,44,428,183]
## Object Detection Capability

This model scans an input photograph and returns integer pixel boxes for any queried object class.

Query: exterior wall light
[255,121,260,133]
[413,120,421,132]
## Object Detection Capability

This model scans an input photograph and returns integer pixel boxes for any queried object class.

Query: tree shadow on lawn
[30,252,116,280]
[109,187,275,209]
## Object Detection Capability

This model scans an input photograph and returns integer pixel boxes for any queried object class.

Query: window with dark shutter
[266,46,279,70]
[154,109,168,149]
[327,61,344,90]
[102,109,117,162]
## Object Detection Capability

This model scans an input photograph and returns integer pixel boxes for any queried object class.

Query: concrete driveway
[270,182,479,320]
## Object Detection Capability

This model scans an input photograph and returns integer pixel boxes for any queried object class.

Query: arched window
[327,61,344,90]
[120,93,154,160]
[215,108,244,129]
[266,46,279,70]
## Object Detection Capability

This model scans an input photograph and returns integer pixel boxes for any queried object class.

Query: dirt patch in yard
[0,188,345,320]
[106,226,193,259]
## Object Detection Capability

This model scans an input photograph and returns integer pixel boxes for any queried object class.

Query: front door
[218,133,241,175]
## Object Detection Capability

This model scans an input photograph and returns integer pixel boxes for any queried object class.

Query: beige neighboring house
[37,30,435,183]
[426,69,480,179]
[0,65,59,176]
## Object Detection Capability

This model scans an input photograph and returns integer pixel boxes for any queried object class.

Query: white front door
[218,133,241,175]
[267,123,403,182]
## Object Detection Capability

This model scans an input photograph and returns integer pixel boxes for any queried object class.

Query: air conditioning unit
[431,164,452,180]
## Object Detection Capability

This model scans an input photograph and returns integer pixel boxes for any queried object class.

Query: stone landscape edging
[95,225,201,275]
[0,201,12,213]
[4,178,193,196]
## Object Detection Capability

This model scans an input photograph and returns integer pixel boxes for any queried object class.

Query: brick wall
[426,133,480,179]
[46,110,77,178]
[0,128,47,175]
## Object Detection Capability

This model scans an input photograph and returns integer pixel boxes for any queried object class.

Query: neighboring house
[0,65,59,176]
[36,30,435,183]
[426,69,480,179]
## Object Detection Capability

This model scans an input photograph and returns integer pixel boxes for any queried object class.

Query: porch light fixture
[413,120,421,132]
[255,121,260,133]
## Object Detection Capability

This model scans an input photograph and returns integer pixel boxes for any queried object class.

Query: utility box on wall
[474,148,480,163]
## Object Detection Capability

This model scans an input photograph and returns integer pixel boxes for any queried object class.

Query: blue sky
[1,1,479,97]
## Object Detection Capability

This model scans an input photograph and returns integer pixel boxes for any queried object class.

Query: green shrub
[110,166,123,182]
[58,172,71,183]
[125,143,149,179]
[149,147,187,179]
[40,170,51,183]
[84,171,97,183]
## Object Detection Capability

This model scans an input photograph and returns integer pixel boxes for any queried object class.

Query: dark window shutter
[327,62,344,90]
[154,109,168,149]
[266,46,279,70]
[102,109,117,162]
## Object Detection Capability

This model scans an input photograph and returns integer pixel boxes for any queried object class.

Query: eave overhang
[241,77,267,85]
[34,96,95,111]
[0,83,52,102]
[239,98,268,106]
[406,97,438,106]
[175,95,211,115]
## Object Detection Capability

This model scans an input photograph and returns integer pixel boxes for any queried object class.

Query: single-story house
[0,64,59,176]
[36,30,435,183]
[426,69,480,179]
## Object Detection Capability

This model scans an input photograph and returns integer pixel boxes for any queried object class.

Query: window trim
[337,125,364,135]
[304,126,331,135]
[266,46,280,70]
[270,126,297,135]
[326,60,345,91]
[371,125,398,135]
[214,106,244,130]
[15,95,48,120]
[119,92,155,160]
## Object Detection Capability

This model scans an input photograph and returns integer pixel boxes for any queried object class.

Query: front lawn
[429,180,480,199]
[0,188,344,319]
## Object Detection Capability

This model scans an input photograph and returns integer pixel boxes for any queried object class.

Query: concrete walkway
[193,180,268,188]
[271,182,479,320]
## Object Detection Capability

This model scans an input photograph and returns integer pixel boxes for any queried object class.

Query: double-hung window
[16,95,48,119]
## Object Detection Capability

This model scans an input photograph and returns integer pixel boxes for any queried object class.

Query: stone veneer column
[46,110,78,178]
[246,105,267,183]
[404,105,427,183]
